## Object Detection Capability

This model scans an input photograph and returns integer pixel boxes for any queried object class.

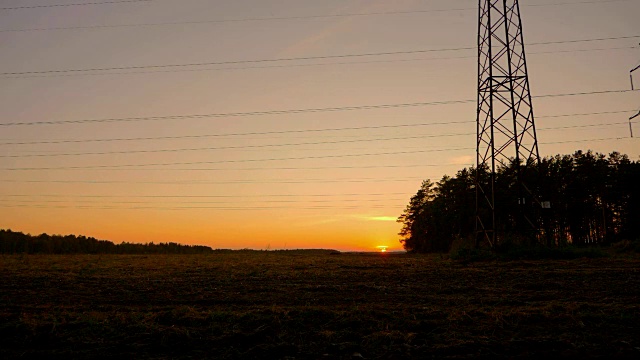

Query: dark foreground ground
[1,252,639,359]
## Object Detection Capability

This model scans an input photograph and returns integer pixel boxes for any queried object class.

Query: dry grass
[1,252,639,359]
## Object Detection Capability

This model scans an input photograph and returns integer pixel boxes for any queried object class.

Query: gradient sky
[0,0,638,251]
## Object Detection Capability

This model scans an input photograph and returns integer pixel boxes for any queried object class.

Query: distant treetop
[0,229,214,254]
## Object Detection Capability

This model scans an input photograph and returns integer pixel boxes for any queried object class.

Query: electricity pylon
[475,0,542,248]
[630,63,639,137]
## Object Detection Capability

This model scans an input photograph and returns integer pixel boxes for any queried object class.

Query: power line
[0,133,470,158]
[5,46,634,79]
[0,204,396,211]
[1,47,476,76]
[0,121,470,145]
[0,5,469,27]
[0,177,426,185]
[529,35,640,46]
[1,119,631,158]
[0,47,476,76]
[0,200,405,206]
[2,35,638,77]
[0,123,631,212]
[527,0,631,5]
[1,89,634,127]
[282,128,633,153]
[1,109,630,146]
[0,192,407,199]
[2,163,455,172]
[0,198,406,204]
[0,100,472,126]
[0,0,630,30]
[543,136,633,145]
[0,193,411,208]
[1,147,474,170]
[3,136,635,172]
[0,0,156,11]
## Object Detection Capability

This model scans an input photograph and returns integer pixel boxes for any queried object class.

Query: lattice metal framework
[631,65,639,137]
[475,0,541,247]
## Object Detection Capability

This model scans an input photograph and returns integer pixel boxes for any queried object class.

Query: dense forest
[0,229,214,254]
[398,151,640,253]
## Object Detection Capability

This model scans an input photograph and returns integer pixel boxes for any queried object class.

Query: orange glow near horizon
[0,1,637,252]
[0,206,406,252]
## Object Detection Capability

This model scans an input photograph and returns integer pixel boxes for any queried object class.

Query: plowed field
[1,253,638,359]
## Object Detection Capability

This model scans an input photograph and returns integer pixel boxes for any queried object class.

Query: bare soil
[1,252,638,359]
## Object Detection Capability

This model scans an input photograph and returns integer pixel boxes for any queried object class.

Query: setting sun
[377,246,389,253]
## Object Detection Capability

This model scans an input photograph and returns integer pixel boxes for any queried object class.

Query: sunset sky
[1,0,638,251]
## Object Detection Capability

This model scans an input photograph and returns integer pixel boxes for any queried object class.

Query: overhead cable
[1,110,631,146]
[5,46,635,79]
[0,0,630,29]
[1,89,634,127]
[0,119,631,158]
[1,0,155,11]
[2,36,639,77]
[3,136,634,172]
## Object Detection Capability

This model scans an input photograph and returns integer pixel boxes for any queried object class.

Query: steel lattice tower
[475,0,541,247]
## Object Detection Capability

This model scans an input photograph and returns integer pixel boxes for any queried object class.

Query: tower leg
[475,0,542,248]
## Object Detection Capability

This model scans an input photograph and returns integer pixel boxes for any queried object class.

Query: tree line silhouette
[398,151,640,253]
[0,229,214,254]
